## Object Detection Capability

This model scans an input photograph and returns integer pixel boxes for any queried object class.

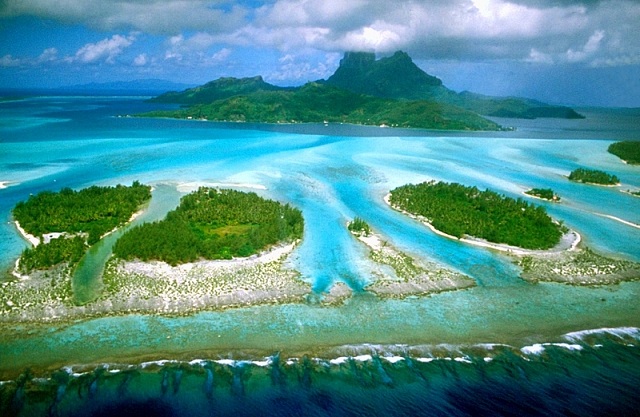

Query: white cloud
[211,47,231,62]
[566,30,605,62]
[37,48,58,63]
[525,48,553,64]
[268,52,341,83]
[133,53,148,66]
[0,54,21,67]
[2,0,639,69]
[71,34,135,64]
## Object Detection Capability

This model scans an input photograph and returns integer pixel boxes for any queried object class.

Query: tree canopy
[13,181,151,273]
[389,181,565,250]
[568,168,620,185]
[13,181,151,245]
[113,188,304,266]
[608,141,640,165]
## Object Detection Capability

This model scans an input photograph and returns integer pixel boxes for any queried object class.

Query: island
[386,181,640,285]
[347,218,476,298]
[608,141,640,165]
[12,182,151,274]
[144,51,584,131]
[141,82,502,131]
[524,188,560,202]
[568,168,620,185]
[113,187,304,264]
[388,181,566,250]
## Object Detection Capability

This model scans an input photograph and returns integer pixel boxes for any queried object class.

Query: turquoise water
[1,97,639,415]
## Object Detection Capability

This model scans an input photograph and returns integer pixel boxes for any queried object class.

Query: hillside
[149,76,287,104]
[142,82,501,131]
[323,51,584,120]
[146,50,583,130]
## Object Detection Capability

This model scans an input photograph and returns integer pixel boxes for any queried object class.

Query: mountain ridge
[152,50,583,121]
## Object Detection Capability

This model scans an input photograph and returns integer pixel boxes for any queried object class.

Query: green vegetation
[13,181,151,245]
[348,217,372,236]
[142,82,501,131]
[17,236,86,274]
[568,168,620,185]
[149,51,583,127]
[324,51,583,120]
[13,182,151,273]
[608,141,640,165]
[525,188,560,201]
[389,181,566,250]
[113,188,304,266]
[149,76,286,105]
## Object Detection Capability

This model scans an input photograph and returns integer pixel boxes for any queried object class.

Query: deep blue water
[1,97,639,416]
[2,328,639,417]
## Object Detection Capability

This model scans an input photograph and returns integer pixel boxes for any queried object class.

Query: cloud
[566,29,605,62]
[133,53,148,66]
[0,0,249,35]
[0,54,21,67]
[69,34,135,64]
[37,47,58,63]
[2,0,639,69]
[526,48,554,64]
[268,52,340,83]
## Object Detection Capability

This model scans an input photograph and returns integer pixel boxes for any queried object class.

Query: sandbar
[384,193,640,286]
[349,225,476,298]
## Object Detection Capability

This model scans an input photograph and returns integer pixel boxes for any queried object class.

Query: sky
[1,0,639,107]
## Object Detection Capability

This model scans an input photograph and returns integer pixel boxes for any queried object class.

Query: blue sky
[1,0,639,107]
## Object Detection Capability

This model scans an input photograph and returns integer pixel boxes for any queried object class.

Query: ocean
[1,96,639,416]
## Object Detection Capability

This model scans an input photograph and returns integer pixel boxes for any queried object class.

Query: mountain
[144,50,584,130]
[141,82,501,131]
[323,51,445,100]
[323,51,583,120]
[149,76,288,104]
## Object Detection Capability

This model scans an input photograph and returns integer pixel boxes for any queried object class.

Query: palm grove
[389,181,566,250]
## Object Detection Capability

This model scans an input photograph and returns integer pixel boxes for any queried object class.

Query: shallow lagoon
[0,97,639,414]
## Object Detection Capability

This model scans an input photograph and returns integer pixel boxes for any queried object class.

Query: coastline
[383,193,581,256]
[383,193,640,285]
[0,241,314,323]
[349,225,476,297]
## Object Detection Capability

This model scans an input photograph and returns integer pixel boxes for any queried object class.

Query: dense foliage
[568,168,620,185]
[348,217,371,236]
[113,188,304,266]
[13,181,151,245]
[18,236,86,273]
[149,76,286,105]
[525,188,560,201]
[389,181,565,249]
[142,82,501,131]
[608,141,640,165]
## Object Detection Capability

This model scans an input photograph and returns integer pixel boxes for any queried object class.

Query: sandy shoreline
[383,193,581,256]
[348,224,476,298]
[0,241,316,323]
[383,193,640,285]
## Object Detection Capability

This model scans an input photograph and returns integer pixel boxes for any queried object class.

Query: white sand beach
[383,193,581,256]
[348,223,476,297]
